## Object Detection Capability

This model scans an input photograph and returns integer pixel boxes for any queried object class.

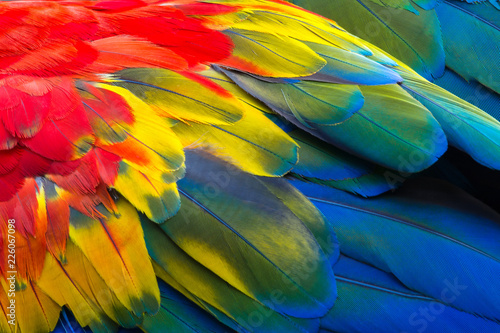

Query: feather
[36,253,118,333]
[171,107,298,177]
[398,66,500,170]
[256,177,340,265]
[51,308,141,333]
[140,280,233,333]
[81,85,135,146]
[9,180,48,281]
[89,35,189,73]
[366,0,421,12]
[413,0,438,10]
[0,123,17,150]
[159,150,336,318]
[198,68,274,115]
[287,129,398,197]
[103,5,233,66]
[225,9,366,53]
[321,255,500,333]
[143,220,320,333]
[95,83,185,178]
[68,199,160,317]
[151,262,246,332]
[43,180,70,263]
[291,177,500,321]
[303,42,403,85]
[56,239,142,328]
[0,282,11,332]
[112,162,181,223]
[233,72,446,171]
[453,0,500,18]
[108,69,245,126]
[436,0,500,94]
[221,68,365,127]
[0,85,51,138]
[433,68,500,122]
[291,0,445,79]
[2,278,60,333]
[1,1,499,332]
[291,0,500,128]
[22,104,95,161]
[219,29,326,78]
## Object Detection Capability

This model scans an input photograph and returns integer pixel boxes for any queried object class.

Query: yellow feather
[36,253,113,332]
[68,199,160,317]
[113,163,181,222]
[102,69,245,126]
[3,276,60,333]
[173,107,298,177]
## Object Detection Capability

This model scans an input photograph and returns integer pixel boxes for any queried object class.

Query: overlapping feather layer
[0,0,498,332]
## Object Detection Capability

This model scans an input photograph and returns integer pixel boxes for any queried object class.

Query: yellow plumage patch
[173,107,298,177]
[113,163,181,223]
[68,199,160,317]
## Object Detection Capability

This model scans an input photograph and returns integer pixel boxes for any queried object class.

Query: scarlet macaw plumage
[0,0,499,332]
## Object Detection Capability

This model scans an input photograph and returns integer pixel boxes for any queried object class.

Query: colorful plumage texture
[0,0,498,332]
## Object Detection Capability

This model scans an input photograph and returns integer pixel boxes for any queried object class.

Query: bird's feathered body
[0,0,498,332]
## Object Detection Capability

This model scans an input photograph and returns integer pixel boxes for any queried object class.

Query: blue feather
[290,177,500,321]
[51,309,137,333]
[320,255,500,333]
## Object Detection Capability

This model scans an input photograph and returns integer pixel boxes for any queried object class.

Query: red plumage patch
[0,0,238,285]
[48,77,81,120]
[0,146,22,175]
[100,6,233,66]
[0,123,17,150]
[0,169,25,202]
[0,85,51,138]
[171,2,238,16]
[89,35,189,72]
[93,147,120,186]
[90,0,147,12]
[22,104,95,161]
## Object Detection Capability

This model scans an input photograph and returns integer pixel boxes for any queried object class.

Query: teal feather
[291,0,445,79]
[399,69,500,170]
[287,129,399,197]
[313,84,446,172]
[434,69,500,121]
[436,0,500,94]
[291,0,500,128]
[227,67,447,171]
[457,0,500,10]
[412,0,438,9]
[303,42,404,85]
[221,68,365,127]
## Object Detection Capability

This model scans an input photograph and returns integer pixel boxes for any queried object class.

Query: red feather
[22,104,95,161]
[0,85,51,138]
